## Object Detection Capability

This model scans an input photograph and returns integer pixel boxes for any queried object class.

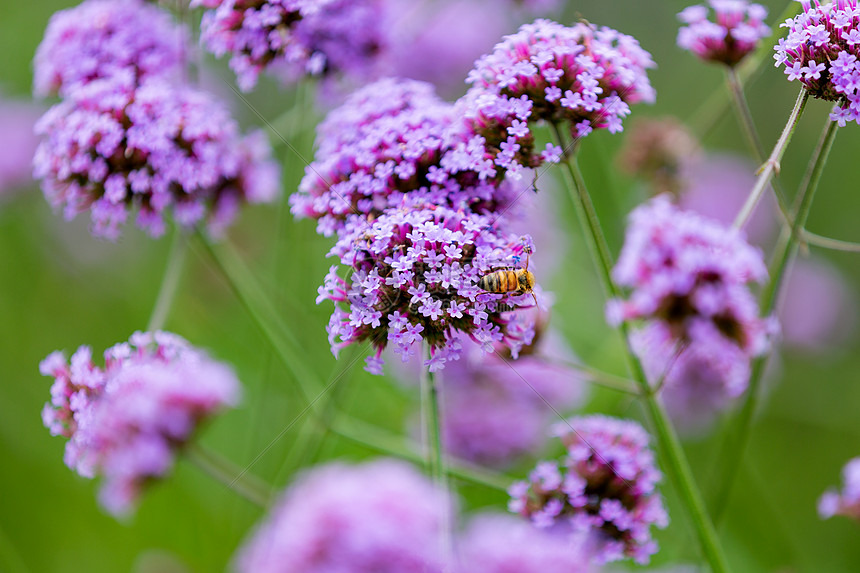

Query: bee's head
[519,270,536,291]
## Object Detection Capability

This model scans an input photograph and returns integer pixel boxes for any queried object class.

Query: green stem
[552,124,730,573]
[421,345,454,567]
[802,230,860,253]
[712,118,839,522]
[185,443,273,508]
[146,228,187,332]
[724,67,794,230]
[733,88,808,230]
[540,357,641,395]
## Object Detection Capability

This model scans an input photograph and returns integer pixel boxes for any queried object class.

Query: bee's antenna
[531,291,539,307]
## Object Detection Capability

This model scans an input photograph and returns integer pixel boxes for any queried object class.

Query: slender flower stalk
[185,443,272,508]
[420,344,453,567]
[724,67,797,233]
[551,125,730,573]
[713,117,839,522]
[146,229,188,332]
[732,88,808,229]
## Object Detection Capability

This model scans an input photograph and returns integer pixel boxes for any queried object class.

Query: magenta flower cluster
[289,78,515,237]
[819,457,860,521]
[609,196,770,359]
[33,76,279,239]
[33,0,186,98]
[319,203,535,374]
[194,0,386,91]
[40,331,241,516]
[31,0,280,239]
[236,459,448,573]
[509,415,668,564]
[774,0,860,125]
[460,19,655,179]
[677,0,770,66]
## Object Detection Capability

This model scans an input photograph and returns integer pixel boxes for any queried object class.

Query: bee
[477,246,538,306]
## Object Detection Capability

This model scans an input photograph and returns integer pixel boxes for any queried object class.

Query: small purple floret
[677,0,770,66]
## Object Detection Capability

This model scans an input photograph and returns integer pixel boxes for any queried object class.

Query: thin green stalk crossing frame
[712,117,839,522]
[551,123,730,573]
[185,443,273,508]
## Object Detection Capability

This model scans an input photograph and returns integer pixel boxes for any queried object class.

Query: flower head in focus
[33,76,280,239]
[774,0,860,125]
[40,331,241,516]
[677,0,770,66]
[318,204,537,374]
[819,457,860,521]
[235,459,447,573]
[34,0,187,98]
[290,78,515,237]
[458,514,590,573]
[459,19,655,179]
[609,196,771,358]
[194,0,388,91]
[509,415,668,564]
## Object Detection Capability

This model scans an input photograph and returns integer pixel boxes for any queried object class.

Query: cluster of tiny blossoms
[40,332,240,516]
[774,0,860,125]
[459,19,655,179]
[609,196,770,358]
[194,0,387,91]
[33,76,279,239]
[819,457,860,521]
[290,78,515,237]
[33,0,186,98]
[236,459,448,573]
[319,204,535,373]
[677,0,770,66]
[509,415,668,564]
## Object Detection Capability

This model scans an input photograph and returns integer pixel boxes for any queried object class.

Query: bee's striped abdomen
[478,270,520,293]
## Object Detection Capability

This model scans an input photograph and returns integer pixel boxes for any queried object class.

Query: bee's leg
[531,292,539,307]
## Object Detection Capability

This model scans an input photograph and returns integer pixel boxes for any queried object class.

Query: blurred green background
[2,1,860,571]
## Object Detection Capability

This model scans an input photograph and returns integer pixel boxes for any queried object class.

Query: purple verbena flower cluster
[509,415,668,564]
[319,204,536,374]
[236,459,448,573]
[774,0,860,125]
[33,76,279,239]
[194,0,387,91]
[609,195,771,359]
[819,457,860,521]
[677,0,770,66]
[460,19,655,179]
[458,514,590,573]
[33,0,187,98]
[40,331,241,516]
[289,78,514,237]
[632,324,750,433]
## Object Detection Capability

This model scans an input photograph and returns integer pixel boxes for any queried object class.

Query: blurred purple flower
[609,195,771,359]
[235,459,447,573]
[678,153,776,246]
[632,323,749,434]
[458,18,655,179]
[0,99,41,196]
[780,257,857,353]
[33,76,280,239]
[677,0,770,66]
[33,0,187,98]
[509,415,668,564]
[318,204,537,374]
[617,117,701,198]
[774,0,860,125]
[40,331,241,516]
[194,0,388,91]
[457,514,591,572]
[819,457,860,521]
[290,77,516,237]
